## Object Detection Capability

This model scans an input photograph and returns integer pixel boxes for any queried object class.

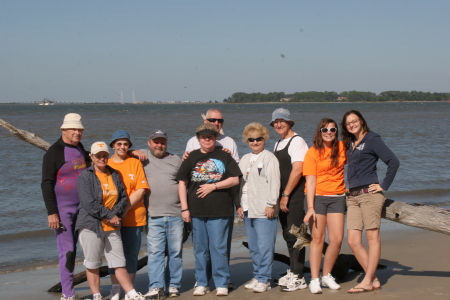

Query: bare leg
[309,214,326,279]
[347,229,381,290]
[111,272,136,285]
[322,213,344,275]
[86,268,101,295]
[114,267,134,293]
[361,229,381,287]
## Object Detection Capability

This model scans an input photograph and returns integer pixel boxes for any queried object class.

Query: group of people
[41,107,399,299]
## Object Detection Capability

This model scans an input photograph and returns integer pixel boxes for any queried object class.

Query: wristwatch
[282,192,289,197]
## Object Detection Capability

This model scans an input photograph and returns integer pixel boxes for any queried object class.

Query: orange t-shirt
[303,141,347,195]
[108,156,150,227]
[96,170,119,232]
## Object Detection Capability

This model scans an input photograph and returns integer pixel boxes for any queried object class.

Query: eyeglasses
[206,118,224,123]
[115,142,129,147]
[345,119,359,127]
[93,154,109,160]
[248,137,264,142]
[199,135,215,140]
[320,128,337,133]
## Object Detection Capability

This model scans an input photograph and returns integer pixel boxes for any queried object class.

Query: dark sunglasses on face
[248,137,264,142]
[115,142,130,146]
[320,127,337,133]
[206,118,224,123]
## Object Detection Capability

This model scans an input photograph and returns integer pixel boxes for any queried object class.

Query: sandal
[347,286,374,294]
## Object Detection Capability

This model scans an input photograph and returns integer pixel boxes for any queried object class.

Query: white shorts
[78,228,126,269]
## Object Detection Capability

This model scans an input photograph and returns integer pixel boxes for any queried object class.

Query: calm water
[1,102,449,273]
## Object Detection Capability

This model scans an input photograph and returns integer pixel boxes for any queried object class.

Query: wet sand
[1,223,449,299]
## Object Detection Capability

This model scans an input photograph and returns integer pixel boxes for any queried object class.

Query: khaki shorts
[346,192,386,230]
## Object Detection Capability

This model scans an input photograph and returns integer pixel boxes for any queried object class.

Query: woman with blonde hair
[238,123,280,293]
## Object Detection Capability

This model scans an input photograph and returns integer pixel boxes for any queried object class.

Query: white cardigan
[238,149,281,218]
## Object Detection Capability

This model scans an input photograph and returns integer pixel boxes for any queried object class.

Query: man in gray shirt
[141,130,183,299]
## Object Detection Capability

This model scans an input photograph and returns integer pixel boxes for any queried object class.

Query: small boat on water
[37,98,55,105]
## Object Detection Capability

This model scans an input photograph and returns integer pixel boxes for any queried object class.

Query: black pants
[278,192,305,277]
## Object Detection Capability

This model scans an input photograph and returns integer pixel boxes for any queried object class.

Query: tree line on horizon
[223,90,450,103]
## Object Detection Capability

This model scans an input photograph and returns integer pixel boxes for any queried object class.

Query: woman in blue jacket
[341,110,399,294]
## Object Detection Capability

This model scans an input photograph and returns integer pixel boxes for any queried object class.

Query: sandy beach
[1,221,449,300]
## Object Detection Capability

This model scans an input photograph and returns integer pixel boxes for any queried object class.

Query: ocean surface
[1,102,449,273]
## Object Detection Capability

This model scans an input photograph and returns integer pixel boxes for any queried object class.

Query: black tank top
[274,135,305,195]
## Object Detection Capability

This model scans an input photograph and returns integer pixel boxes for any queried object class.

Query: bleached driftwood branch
[0,118,51,151]
[383,199,450,235]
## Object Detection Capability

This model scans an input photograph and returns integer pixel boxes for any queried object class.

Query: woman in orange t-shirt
[107,130,150,299]
[302,118,346,294]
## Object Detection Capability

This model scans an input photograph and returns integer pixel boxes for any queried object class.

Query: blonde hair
[242,122,269,143]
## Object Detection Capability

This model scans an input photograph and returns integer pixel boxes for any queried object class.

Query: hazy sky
[1,0,449,103]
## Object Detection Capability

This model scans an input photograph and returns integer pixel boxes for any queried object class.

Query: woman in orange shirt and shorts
[303,118,347,294]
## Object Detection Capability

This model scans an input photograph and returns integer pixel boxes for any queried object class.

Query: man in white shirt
[185,108,239,162]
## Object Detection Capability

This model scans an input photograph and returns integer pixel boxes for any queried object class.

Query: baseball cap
[148,129,168,140]
[91,141,109,155]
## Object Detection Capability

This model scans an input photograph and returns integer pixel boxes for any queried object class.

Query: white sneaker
[244,278,258,290]
[125,292,146,300]
[193,286,210,296]
[61,294,80,300]
[93,294,103,300]
[144,288,166,299]
[110,287,121,300]
[168,287,180,297]
[216,287,228,296]
[279,275,308,292]
[277,269,293,286]
[309,278,322,294]
[253,282,271,293]
[321,273,341,290]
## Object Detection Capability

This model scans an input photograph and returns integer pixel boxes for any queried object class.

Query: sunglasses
[206,118,224,123]
[248,137,264,142]
[115,142,130,146]
[320,127,337,133]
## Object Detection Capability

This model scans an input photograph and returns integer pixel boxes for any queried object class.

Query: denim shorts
[307,195,346,215]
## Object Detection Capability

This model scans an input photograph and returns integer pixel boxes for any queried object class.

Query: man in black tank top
[270,108,309,292]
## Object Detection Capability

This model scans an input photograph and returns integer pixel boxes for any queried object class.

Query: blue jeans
[244,212,277,283]
[108,226,143,275]
[192,217,232,288]
[147,216,184,289]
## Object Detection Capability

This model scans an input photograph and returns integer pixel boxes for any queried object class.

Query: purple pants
[55,208,78,298]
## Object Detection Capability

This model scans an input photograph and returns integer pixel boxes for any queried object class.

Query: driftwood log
[1,119,448,289]
[0,118,51,151]
[383,199,450,235]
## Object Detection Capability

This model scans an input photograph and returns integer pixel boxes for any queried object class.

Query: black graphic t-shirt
[176,147,242,217]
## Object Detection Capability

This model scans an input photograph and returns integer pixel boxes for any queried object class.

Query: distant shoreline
[0,100,446,105]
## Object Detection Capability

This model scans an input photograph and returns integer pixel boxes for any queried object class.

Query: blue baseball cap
[110,130,133,148]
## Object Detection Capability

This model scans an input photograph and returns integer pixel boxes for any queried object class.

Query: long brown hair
[340,110,371,147]
[312,118,340,167]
